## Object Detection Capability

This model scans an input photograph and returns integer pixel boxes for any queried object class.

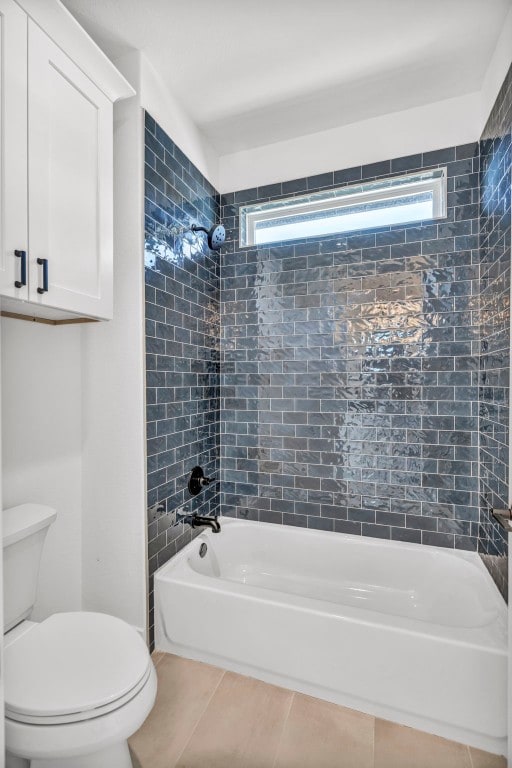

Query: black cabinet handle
[14,250,27,288]
[37,258,48,294]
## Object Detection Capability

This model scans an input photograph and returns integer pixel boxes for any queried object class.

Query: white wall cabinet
[27,21,113,318]
[0,0,28,303]
[0,0,133,321]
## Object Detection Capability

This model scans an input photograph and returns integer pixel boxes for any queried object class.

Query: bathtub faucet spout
[185,513,221,533]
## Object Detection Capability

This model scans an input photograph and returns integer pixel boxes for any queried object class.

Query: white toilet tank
[2,504,57,632]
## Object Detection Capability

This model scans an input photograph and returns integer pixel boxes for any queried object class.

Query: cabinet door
[28,21,113,319]
[0,0,28,300]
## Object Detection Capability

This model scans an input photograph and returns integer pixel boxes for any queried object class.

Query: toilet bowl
[3,505,157,767]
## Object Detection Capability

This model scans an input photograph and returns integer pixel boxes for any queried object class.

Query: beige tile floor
[129,652,506,768]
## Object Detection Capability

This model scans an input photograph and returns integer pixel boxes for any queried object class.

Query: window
[240,168,447,247]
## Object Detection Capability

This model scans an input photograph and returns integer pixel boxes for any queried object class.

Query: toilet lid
[5,612,150,719]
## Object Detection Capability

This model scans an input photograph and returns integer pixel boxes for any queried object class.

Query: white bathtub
[155,518,507,754]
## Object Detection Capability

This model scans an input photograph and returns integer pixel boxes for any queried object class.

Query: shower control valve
[188,466,216,496]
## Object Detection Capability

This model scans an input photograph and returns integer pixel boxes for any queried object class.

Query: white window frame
[240,168,447,247]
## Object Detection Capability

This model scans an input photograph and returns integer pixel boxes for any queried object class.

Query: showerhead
[191,223,226,251]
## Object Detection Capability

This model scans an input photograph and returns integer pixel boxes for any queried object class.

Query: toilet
[3,504,157,768]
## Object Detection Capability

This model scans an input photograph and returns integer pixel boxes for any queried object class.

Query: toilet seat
[7,664,152,725]
[5,612,151,726]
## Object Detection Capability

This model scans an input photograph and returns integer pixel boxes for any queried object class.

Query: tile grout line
[271,691,296,768]
[467,744,474,768]
[170,665,226,768]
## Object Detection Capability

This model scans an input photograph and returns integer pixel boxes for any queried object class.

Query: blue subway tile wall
[144,112,221,645]
[479,64,512,600]
[220,147,481,551]
[144,69,511,620]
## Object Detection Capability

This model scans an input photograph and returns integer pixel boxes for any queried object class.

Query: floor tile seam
[270,690,296,768]
[222,674,296,768]
[171,665,226,767]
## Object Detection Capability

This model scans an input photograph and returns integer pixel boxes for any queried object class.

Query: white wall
[218,92,481,193]
[0,308,5,765]
[140,53,219,189]
[509,537,512,765]
[217,9,512,194]
[81,50,147,636]
[1,317,83,620]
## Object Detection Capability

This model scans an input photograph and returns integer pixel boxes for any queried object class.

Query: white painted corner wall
[140,53,219,190]
[81,49,147,636]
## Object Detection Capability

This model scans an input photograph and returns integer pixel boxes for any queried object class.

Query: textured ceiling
[62,0,512,154]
